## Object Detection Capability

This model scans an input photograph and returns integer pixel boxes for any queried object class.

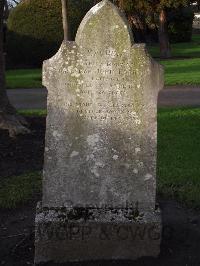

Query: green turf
[160,58,200,86]
[5,34,200,88]
[1,108,200,209]
[0,172,42,209]
[18,109,47,117]
[148,34,200,58]
[6,58,200,88]
[6,68,42,89]
[158,107,200,208]
[149,34,200,85]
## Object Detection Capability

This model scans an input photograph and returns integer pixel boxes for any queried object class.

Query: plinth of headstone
[35,0,164,264]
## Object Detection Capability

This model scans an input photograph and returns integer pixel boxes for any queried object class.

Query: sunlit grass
[1,108,200,209]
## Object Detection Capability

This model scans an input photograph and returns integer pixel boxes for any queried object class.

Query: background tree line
[6,0,195,68]
[0,0,197,135]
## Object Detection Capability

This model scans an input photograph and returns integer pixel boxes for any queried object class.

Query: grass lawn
[0,172,42,209]
[148,34,200,58]
[1,107,200,209]
[19,109,47,117]
[5,35,200,88]
[161,58,200,86]
[6,68,42,89]
[5,58,200,88]
[158,107,200,207]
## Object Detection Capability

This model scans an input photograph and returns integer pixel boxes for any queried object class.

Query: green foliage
[158,0,189,9]
[113,0,193,43]
[7,0,63,67]
[168,7,194,43]
[6,0,93,67]
[114,0,189,13]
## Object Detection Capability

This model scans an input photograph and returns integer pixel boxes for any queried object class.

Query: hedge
[6,1,194,67]
[168,7,194,43]
[6,0,93,67]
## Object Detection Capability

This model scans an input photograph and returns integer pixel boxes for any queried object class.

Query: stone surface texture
[35,203,162,264]
[42,0,163,212]
[35,0,164,263]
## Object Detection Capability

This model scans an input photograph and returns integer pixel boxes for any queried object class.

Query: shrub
[168,7,194,43]
[6,0,92,67]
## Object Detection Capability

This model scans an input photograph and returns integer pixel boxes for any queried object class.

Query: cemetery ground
[0,108,200,265]
[1,33,200,265]
[6,58,200,88]
[5,34,200,89]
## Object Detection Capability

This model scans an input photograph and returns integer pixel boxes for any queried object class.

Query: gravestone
[35,0,164,264]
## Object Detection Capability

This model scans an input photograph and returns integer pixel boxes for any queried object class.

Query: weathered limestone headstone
[35,0,164,264]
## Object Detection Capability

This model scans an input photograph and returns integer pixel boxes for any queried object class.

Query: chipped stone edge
[35,201,161,224]
[35,202,162,264]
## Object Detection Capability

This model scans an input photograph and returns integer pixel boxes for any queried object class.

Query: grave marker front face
[35,0,164,263]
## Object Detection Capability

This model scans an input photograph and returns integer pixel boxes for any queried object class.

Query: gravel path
[7,85,200,110]
[159,85,200,107]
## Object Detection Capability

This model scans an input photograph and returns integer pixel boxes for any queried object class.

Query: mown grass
[5,36,200,87]
[1,108,200,209]
[148,34,200,58]
[150,34,200,85]
[0,172,42,209]
[5,58,200,88]
[161,58,200,86]
[158,107,200,207]
[6,68,42,89]
[18,109,47,117]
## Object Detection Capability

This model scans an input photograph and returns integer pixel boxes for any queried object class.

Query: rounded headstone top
[75,0,134,52]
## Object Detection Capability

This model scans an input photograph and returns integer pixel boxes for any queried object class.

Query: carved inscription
[65,48,141,124]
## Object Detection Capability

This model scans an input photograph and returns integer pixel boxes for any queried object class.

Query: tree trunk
[127,13,146,43]
[0,0,29,137]
[61,0,69,42]
[159,9,171,59]
[118,0,124,11]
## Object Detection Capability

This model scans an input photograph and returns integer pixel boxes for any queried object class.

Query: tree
[158,8,170,58]
[198,0,200,11]
[0,0,29,137]
[7,0,20,8]
[61,0,69,41]
[93,0,100,4]
[113,0,190,58]
[154,0,189,58]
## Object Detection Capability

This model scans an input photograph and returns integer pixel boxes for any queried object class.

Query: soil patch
[0,199,200,265]
[0,117,45,179]
[0,117,200,265]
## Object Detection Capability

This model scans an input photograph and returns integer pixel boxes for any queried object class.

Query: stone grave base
[35,202,162,264]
